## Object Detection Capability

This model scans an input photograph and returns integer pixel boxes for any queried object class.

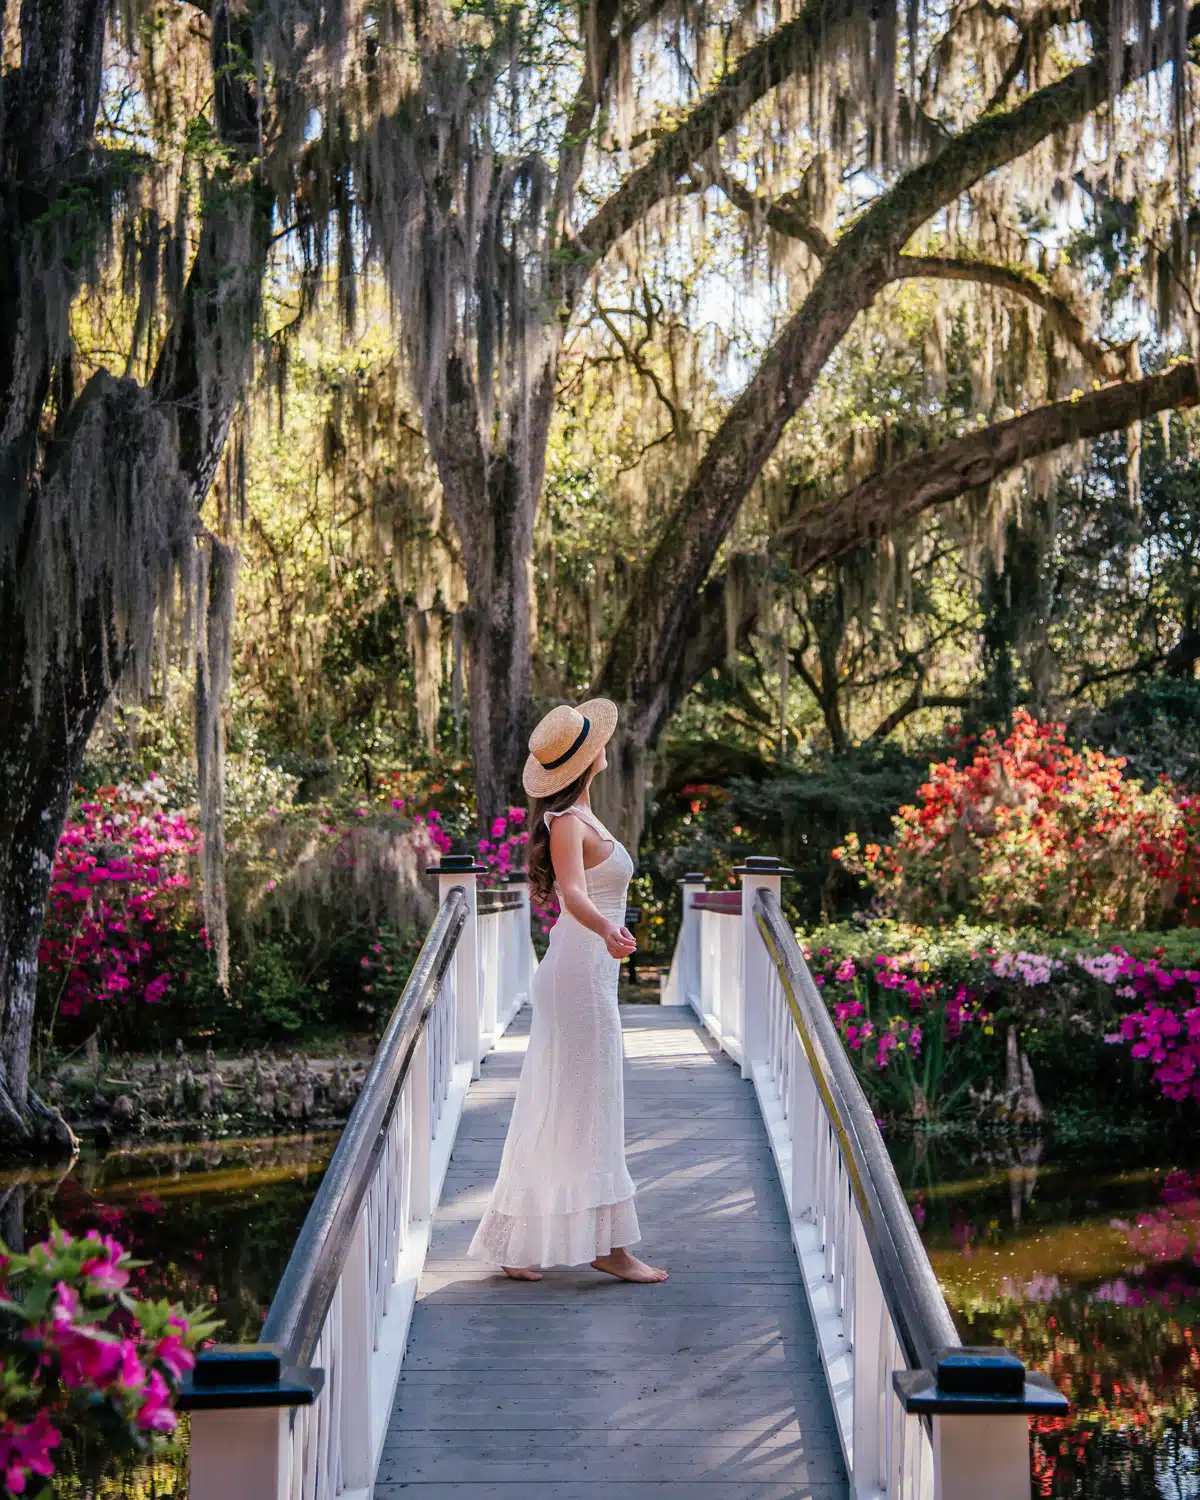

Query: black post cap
[179,1344,325,1411]
[893,1345,1068,1416]
[732,855,794,876]
[426,853,488,875]
[505,871,529,883]
[936,1347,1025,1397]
[192,1344,281,1388]
[679,872,710,884]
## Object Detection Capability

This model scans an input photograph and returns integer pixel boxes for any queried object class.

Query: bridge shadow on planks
[378,1006,849,1499]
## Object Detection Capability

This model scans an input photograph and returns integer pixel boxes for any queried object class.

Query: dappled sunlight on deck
[379,1006,847,1498]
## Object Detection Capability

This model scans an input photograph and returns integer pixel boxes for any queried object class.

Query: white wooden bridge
[182,857,1065,1500]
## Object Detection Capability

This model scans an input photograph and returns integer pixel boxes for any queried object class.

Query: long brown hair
[527,768,592,903]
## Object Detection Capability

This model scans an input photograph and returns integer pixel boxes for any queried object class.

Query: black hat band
[539,715,591,770]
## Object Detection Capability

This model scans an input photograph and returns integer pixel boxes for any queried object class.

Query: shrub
[834,712,1198,932]
[0,1228,215,1497]
[38,779,202,1049]
[800,921,1200,1124]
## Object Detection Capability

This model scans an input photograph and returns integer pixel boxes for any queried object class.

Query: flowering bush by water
[801,922,1200,1125]
[0,1228,213,1497]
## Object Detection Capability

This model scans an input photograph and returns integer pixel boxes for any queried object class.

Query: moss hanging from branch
[195,535,238,990]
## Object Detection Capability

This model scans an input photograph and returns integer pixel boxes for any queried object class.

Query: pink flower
[114,1338,148,1393]
[155,1316,195,1380]
[82,1232,130,1293]
[508,807,525,824]
[136,1369,178,1432]
[0,1411,61,1494]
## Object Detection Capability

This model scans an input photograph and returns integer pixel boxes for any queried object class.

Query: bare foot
[502,1266,543,1281]
[591,1248,669,1283]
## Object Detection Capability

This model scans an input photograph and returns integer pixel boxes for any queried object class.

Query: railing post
[188,1408,290,1500]
[432,854,484,1079]
[737,856,791,1081]
[932,1414,1031,1500]
[182,1348,322,1500]
[678,873,707,1011]
[896,1349,1066,1500]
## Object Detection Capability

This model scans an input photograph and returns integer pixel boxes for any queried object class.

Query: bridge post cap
[504,871,529,883]
[733,855,794,877]
[893,1346,1068,1416]
[180,1343,325,1410]
[679,872,710,884]
[192,1343,282,1387]
[936,1346,1024,1395]
[427,853,488,874]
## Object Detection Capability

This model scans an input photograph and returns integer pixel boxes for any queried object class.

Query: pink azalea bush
[0,1228,216,1497]
[804,920,1200,1118]
[39,778,200,1025]
[807,939,995,1116]
[477,806,559,932]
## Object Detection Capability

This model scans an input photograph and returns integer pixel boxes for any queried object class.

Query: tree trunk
[0,0,272,1154]
[423,354,555,833]
[0,595,110,1153]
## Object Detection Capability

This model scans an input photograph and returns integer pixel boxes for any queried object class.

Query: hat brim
[522,699,619,798]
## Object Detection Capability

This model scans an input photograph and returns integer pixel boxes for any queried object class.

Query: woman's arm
[549,814,636,960]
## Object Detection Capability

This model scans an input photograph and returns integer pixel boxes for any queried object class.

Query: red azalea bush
[0,1228,216,1497]
[835,712,1198,932]
[39,778,201,1029]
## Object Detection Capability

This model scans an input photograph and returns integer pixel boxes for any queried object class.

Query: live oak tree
[302,0,1200,843]
[0,0,353,1149]
[583,4,1200,844]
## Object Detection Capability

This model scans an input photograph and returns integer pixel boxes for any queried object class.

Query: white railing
[477,880,535,1054]
[184,855,531,1500]
[667,857,1067,1500]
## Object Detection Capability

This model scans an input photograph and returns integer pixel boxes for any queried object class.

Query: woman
[468,699,668,1284]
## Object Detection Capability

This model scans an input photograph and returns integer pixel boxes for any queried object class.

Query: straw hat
[522,699,619,798]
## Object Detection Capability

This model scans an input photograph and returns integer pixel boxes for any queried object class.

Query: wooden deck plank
[383,1005,848,1498]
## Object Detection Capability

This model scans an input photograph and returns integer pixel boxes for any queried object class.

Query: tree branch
[594,12,1200,744]
[778,363,1200,571]
[710,166,1123,378]
[570,0,858,276]
[895,255,1126,379]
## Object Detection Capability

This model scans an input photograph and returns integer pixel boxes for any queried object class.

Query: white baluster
[409,1027,432,1223]
[851,1207,884,1499]
[338,1218,373,1492]
[435,855,482,1079]
[738,856,789,1081]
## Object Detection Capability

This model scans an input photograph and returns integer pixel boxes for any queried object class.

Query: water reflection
[15,1131,335,1342]
[890,1137,1200,1499]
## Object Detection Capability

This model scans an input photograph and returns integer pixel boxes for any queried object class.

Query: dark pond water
[891,1136,1200,1500]
[11,1131,336,1340]
[5,1130,335,1498]
[11,1126,1200,1497]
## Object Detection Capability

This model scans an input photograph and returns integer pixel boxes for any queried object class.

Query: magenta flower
[136,1369,178,1432]
[0,1411,61,1494]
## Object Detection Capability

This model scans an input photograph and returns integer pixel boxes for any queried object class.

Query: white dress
[468,803,640,1267]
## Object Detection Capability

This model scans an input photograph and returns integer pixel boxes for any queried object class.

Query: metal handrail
[477,889,524,914]
[693,890,743,913]
[753,888,959,1373]
[259,886,467,1367]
